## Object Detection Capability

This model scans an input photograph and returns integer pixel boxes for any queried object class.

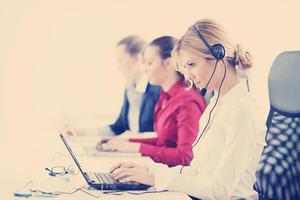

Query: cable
[14,181,100,198]
[193,60,227,148]
[16,180,166,197]
[180,60,227,174]
[103,189,169,195]
[200,60,219,96]
[29,185,100,198]
[13,181,34,198]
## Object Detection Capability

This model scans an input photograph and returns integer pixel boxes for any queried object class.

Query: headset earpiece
[211,44,225,60]
[191,25,225,60]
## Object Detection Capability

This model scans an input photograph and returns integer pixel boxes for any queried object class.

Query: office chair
[254,51,300,199]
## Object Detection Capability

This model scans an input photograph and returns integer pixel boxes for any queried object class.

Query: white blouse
[148,80,267,200]
[127,74,148,133]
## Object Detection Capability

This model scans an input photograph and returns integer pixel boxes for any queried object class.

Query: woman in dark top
[107,36,161,135]
[65,36,160,137]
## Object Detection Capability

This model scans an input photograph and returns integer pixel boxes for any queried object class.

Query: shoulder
[177,88,205,105]
[170,88,206,111]
[222,93,261,122]
[238,93,264,121]
[146,83,161,94]
[221,93,266,142]
[144,83,161,102]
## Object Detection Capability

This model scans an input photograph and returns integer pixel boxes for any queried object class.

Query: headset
[190,25,225,96]
[180,24,227,174]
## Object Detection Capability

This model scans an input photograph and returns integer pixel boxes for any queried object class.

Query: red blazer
[129,80,205,167]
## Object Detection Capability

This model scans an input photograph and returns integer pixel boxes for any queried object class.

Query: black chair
[254,51,300,200]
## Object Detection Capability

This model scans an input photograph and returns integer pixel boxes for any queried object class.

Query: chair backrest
[254,51,300,199]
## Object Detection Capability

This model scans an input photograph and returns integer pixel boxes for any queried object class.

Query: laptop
[83,145,141,157]
[65,126,141,157]
[59,132,150,190]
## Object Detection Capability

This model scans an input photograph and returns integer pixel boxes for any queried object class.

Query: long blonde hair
[173,19,252,74]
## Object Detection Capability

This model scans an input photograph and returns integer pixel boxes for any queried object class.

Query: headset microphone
[199,60,219,96]
[190,25,225,96]
[200,88,207,96]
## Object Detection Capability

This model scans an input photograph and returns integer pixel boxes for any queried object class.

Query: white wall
[0,0,299,174]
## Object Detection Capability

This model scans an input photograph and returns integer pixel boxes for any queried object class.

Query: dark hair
[150,36,185,80]
[149,36,177,59]
[117,35,146,56]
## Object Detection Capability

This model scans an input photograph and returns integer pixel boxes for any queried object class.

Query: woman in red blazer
[98,36,206,167]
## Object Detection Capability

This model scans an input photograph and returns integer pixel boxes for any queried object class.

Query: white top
[127,74,148,133]
[148,80,267,200]
[97,74,149,136]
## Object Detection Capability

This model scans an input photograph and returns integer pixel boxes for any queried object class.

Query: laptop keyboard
[89,172,116,184]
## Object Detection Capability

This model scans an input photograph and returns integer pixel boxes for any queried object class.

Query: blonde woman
[109,19,266,200]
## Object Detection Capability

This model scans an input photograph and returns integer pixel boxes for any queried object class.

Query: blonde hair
[172,19,252,72]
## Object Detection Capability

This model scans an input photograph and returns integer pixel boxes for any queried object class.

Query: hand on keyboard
[110,162,154,186]
[96,136,114,151]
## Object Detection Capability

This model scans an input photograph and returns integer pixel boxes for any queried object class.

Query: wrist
[131,143,140,152]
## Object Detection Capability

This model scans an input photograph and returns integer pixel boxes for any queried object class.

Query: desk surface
[0,134,190,200]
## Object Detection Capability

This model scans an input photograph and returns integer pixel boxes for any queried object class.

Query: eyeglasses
[45,166,78,177]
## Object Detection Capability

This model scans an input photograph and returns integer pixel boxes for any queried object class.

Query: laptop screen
[59,130,90,184]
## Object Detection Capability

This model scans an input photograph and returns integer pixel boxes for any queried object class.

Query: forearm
[127,142,140,152]
[139,144,193,166]
[150,164,217,200]
[129,132,157,139]
[129,137,158,145]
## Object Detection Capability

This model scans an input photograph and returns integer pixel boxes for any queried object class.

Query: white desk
[0,134,190,200]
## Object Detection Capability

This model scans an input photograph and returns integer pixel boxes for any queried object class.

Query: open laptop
[59,132,150,190]
[65,125,141,157]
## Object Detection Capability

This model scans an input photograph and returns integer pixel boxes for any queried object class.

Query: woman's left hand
[101,139,140,152]
[112,166,155,186]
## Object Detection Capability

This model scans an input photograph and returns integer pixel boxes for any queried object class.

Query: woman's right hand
[110,162,149,173]
[96,136,114,151]
[110,162,153,186]
[96,131,135,151]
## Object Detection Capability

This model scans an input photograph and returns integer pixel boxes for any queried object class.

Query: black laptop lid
[59,131,90,184]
